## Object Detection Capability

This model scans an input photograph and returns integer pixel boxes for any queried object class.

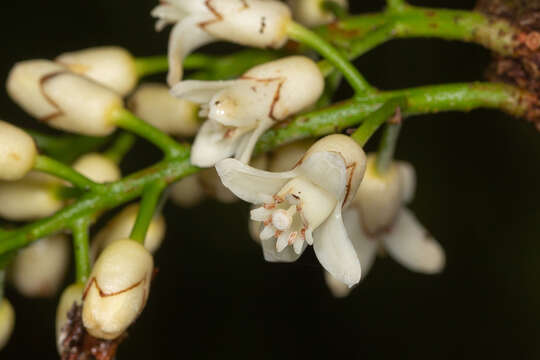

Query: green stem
[130,180,167,244]
[351,97,406,146]
[376,123,402,174]
[104,132,137,164]
[34,155,99,191]
[71,217,91,284]
[287,22,375,95]
[112,108,184,159]
[0,82,533,255]
[134,56,169,78]
[336,6,518,56]
[322,1,347,19]
[0,270,5,301]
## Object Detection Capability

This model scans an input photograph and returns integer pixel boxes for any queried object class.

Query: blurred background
[2,0,540,358]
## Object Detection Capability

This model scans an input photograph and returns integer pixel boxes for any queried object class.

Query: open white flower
[173,56,324,167]
[217,134,367,286]
[151,0,292,85]
[345,155,445,282]
[288,0,348,27]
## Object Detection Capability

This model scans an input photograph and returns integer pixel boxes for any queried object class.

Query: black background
[3,0,540,359]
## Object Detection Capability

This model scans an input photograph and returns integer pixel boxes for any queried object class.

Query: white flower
[7,60,123,136]
[90,203,166,261]
[288,0,348,27]
[56,46,138,96]
[0,120,37,181]
[151,0,292,85]
[344,155,445,282]
[173,56,324,167]
[83,239,153,340]
[72,153,122,184]
[128,83,201,137]
[217,134,367,286]
[11,234,70,298]
[56,283,84,353]
[0,299,15,351]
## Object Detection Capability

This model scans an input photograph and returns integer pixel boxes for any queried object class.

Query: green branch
[34,155,100,191]
[71,217,91,284]
[104,132,137,164]
[0,82,532,256]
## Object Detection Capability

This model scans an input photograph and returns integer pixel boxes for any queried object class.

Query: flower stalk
[130,180,167,245]
[33,155,100,191]
[71,217,91,284]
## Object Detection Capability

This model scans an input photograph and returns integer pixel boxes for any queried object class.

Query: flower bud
[0,120,37,181]
[288,0,348,27]
[0,171,63,221]
[0,299,15,350]
[6,60,123,136]
[72,153,121,184]
[56,46,137,96]
[91,204,166,261]
[56,283,84,353]
[83,239,153,340]
[268,140,313,172]
[170,175,206,208]
[11,234,70,298]
[153,0,292,85]
[128,83,200,137]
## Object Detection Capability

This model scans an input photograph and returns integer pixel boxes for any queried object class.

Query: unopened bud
[56,283,84,353]
[0,299,15,350]
[7,60,122,136]
[11,234,70,297]
[91,204,166,261]
[128,83,200,137]
[288,0,348,27]
[83,239,153,340]
[170,175,206,208]
[268,140,313,172]
[0,171,63,221]
[0,120,37,181]
[56,46,137,96]
[72,153,121,184]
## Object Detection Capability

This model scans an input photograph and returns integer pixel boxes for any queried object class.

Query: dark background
[3,0,540,358]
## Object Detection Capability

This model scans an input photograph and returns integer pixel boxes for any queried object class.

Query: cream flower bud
[128,83,200,136]
[0,171,63,221]
[56,283,84,353]
[6,60,123,136]
[343,155,445,281]
[11,234,70,298]
[83,239,153,340]
[268,140,313,172]
[152,0,292,85]
[288,0,348,27]
[170,175,206,208]
[91,204,166,261]
[217,134,367,286]
[0,299,15,350]
[0,120,37,181]
[73,153,121,184]
[173,56,324,167]
[56,46,137,96]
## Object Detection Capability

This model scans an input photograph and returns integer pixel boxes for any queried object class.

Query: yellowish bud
[0,299,15,350]
[0,121,37,181]
[72,153,121,184]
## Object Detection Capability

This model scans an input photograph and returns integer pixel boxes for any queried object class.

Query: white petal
[234,120,273,164]
[324,271,352,298]
[397,161,416,204]
[381,208,445,274]
[166,17,216,86]
[342,208,378,279]
[171,80,239,104]
[297,151,347,203]
[261,236,304,263]
[190,120,241,167]
[215,158,296,204]
[313,205,361,287]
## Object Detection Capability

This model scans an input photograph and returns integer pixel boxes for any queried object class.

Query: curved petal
[297,151,348,203]
[342,208,378,279]
[190,120,241,167]
[312,205,361,287]
[166,16,216,86]
[235,120,273,164]
[151,5,186,30]
[171,80,240,104]
[215,158,296,204]
[381,208,445,274]
[324,271,353,298]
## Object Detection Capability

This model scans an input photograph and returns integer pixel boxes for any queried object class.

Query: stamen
[293,238,304,254]
[304,228,314,245]
[276,231,290,252]
[288,231,298,245]
[250,207,272,222]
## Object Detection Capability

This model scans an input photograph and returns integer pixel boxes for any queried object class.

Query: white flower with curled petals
[288,0,348,27]
[343,155,445,283]
[173,56,324,167]
[217,134,367,286]
[151,0,292,85]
